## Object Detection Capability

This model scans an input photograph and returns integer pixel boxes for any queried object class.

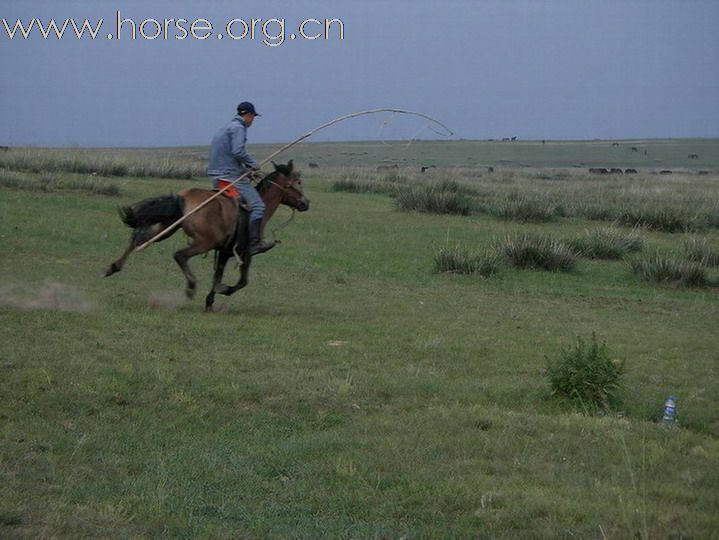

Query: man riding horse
[207,101,275,256]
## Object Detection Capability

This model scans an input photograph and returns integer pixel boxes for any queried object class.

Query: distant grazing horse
[688,154,699,159]
[104,161,309,311]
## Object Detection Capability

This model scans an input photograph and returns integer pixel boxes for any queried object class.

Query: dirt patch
[0,281,95,312]
[148,290,187,310]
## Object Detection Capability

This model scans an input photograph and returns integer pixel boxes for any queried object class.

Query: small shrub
[499,233,577,272]
[434,245,500,277]
[681,237,719,266]
[394,186,473,216]
[568,227,644,260]
[545,333,625,413]
[630,252,708,287]
[493,196,557,222]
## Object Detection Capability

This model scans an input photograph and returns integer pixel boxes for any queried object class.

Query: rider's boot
[248,219,276,255]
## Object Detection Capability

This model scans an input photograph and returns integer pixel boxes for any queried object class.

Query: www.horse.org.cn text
[1,11,345,47]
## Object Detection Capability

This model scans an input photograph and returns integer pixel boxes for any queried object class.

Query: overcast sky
[1,0,718,146]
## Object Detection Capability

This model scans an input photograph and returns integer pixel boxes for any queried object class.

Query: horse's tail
[119,194,185,229]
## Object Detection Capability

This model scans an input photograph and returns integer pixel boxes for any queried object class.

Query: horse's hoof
[185,285,196,299]
[104,264,118,277]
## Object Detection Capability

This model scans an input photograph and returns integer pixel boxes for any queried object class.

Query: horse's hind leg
[205,250,231,312]
[104,229,143,277]
[174,241,209,299]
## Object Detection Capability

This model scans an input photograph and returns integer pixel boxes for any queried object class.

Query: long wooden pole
[134,108,452,252]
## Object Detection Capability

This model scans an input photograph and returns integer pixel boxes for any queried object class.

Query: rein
[257,175,302,240]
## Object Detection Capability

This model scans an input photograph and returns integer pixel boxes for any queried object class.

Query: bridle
[256,173,305,238]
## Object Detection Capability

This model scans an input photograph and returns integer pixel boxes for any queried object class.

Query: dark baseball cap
[237,101,261,116]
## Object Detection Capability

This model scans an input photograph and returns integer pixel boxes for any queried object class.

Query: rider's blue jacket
[207,116,258,178]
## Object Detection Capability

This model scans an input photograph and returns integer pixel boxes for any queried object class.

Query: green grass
[1,145,718,538]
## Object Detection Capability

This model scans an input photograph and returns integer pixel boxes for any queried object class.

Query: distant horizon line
[4,136,718,150]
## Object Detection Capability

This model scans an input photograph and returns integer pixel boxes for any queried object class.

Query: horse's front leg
[218,251,252,297]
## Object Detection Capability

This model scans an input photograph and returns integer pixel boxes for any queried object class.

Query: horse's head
[259,160,310,212]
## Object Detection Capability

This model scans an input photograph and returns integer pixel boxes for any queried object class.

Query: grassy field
[1,141,718,538]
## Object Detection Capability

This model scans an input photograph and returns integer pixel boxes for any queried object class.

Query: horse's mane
[256,163,295,193]
[255,172,277,193]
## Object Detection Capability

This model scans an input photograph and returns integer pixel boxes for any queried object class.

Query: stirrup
[250,240,277,256]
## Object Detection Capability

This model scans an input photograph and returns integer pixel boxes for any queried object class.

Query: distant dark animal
[420,165,436,173]
[589,168,610,174]
[631,147,638,152]
[104,161,310,311]
[511,136,517,141]
[688,154,699,159]
[697,171,710,176]
[542,140,546,145]
[610,168,623,174]
[308,162,319,168]
[612,143,620,147]
[487,166,494,173]
[501,137,510,142]
[659,170,673,175]
[0,146,9,151]
[624,168,638,174]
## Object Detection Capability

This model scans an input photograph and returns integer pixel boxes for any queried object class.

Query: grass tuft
[568,227,644,260]
[681,237,719,266]
[492,195,557,222]
[394,186,473,215]
[545,333,625,413]
[616,206,704,233]
[332,179,398,195]
[433,245,500,277]
[630,252,709,287]
[499,233,577,272]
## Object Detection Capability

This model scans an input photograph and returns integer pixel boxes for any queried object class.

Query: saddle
[213,180,250,252]
[214,179,250,210]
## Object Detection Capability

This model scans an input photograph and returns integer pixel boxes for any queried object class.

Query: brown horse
[104,160,309,311]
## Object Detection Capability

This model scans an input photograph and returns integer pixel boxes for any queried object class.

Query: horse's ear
[287,160,293,172]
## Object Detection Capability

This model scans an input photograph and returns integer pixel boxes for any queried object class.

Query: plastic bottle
[662,395,677,425]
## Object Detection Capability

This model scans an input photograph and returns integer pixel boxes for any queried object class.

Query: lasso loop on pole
[135,108,452,253]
